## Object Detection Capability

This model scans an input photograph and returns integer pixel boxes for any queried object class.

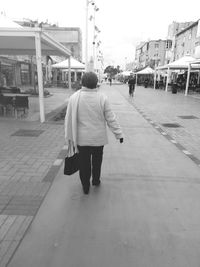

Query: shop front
[0,57,16,87]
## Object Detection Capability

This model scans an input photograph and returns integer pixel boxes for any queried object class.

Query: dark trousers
[129,84,135,96]
[77,146,104,187]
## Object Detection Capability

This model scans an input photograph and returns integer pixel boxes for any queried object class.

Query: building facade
[135,42,148,69]
[174,20,200,60]
[43,26,82,61]
[0,55,36,87]
[148,39,171,67]
[167,21,194,40]
[134,20,200,70]
[166,21,195,62]
[135,39,172,69]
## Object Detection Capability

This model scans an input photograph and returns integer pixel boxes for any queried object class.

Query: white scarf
[64,90,81,156]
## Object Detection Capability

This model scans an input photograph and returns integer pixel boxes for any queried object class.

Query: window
[166,40,172,49]
[20,63,30,85]
[1,63,15,86]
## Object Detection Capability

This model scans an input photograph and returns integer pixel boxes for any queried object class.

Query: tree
[104,65,121,77]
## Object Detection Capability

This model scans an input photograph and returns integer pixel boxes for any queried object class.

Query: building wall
[135,42,145,68]
[135,42,148,69]
[175,21,200,60]
[168,21,196,62]
[135,20,199,69]
[167,21,194,39]
[148,40,166,67]
[43,27,82,61]
[15,20,82,61]
[135,39,169,69]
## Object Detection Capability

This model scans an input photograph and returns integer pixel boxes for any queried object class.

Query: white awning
[155,55,200,95]
[136,66,154,74]
[120,70,134,76]
[0,27,71,122]
[156,55,200,70]
[190,59,200,65]
[52,57,85,70]
[0,28,71,56]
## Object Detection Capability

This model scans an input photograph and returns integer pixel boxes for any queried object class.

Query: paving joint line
[124,94,200,169]
[0,142,68,266]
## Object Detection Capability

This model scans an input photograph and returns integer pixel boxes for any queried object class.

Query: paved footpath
[120,85,200,164]
[5,84,200,267]
[0,88,72,267]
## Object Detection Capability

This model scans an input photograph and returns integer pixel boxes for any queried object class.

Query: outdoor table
[3,93,30,97]
[0,94,29,117]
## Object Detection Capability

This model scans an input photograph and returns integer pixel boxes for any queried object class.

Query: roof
[176,20,199,36]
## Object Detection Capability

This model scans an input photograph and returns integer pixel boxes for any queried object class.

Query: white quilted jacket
[77,87,123,146]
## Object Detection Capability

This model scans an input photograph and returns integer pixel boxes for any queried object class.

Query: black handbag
[64,153,79,175]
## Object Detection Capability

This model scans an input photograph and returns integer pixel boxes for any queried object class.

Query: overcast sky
[1,0,200,68]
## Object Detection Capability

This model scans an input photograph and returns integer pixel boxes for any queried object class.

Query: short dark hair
[81,72,98,89]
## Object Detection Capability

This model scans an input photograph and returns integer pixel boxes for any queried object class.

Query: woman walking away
[65,72,124,194]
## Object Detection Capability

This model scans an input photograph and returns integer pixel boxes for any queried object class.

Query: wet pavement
[0,85,200,267]
[0,84,200,266]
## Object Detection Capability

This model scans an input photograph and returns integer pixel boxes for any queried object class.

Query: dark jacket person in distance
[128,75,136,97]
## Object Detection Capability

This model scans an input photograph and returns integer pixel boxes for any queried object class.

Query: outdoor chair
[0,95,15,116]
[14,96,29,116]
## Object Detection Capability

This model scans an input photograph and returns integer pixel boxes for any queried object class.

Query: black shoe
[83,185,90,194]
[92,180,101,186]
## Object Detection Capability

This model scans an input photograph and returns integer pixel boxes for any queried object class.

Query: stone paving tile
[0,216,17,241]
[0,116,68,266]
[2,216,26,241]
[0,241,13,266]
[3,84,199,265]
[0,241,19,267]
[0,84,199,266]
[14,216,33,241]
[118,85,200,165]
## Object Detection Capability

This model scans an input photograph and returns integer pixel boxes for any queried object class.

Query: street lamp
[92,5,100,72]
[85,0,99,71]
[125,57,127,70]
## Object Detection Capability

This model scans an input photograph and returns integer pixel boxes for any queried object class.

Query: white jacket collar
[81,87,98,92]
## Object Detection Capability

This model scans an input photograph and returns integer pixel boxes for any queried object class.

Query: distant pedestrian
[128,74,136,97]
[65,72,124,194]
[144,78,149,88]
[108,77,112,86]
